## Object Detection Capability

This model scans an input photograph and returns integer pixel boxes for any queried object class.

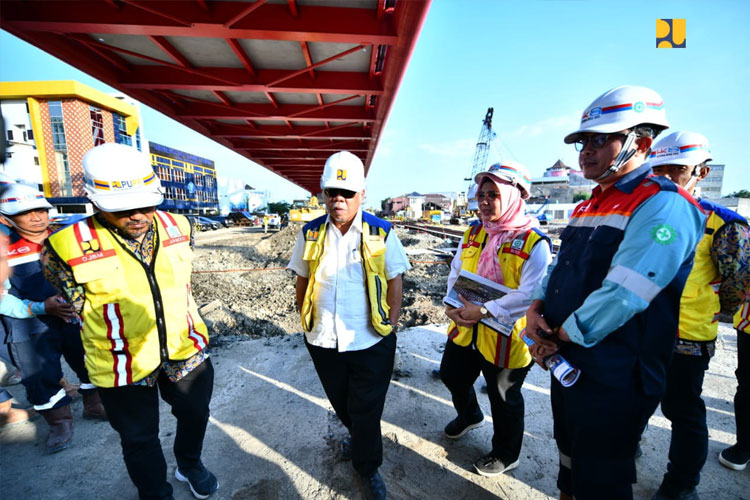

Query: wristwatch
[480,306,489,318]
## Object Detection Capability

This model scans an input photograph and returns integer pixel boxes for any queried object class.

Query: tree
[729,190,750,199]
[267,201,290,214]
[573,192,591,203]
[381,197,392,211]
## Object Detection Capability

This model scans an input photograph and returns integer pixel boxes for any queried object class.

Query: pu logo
[111,179,143,189]
[336,169,347,181]
[81,239,101,255]
[656,19,686,48]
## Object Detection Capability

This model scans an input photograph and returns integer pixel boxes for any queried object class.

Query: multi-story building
[699,163,724,199]
[150,142,218,215]
[0,80,143,213]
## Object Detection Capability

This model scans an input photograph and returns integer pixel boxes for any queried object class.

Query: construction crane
[465,107,495,210]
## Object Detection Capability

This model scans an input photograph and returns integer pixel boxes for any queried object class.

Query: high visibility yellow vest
[735,302,750,334]
[48,211,208,387]
[300,213,394,336]
[679,209,740,342]
[447,225,549,368]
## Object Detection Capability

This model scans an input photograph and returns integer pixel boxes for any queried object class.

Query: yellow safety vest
[679,210,731,342]
[447,225,549,368]
[300,213,393,336]
[48,211,208,387]
[735,302,750,334]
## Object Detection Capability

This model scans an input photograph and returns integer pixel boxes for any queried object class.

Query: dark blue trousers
[551,370,660,500]
[660,349,711,491]
[735,330,750,450]
[6,327,89,409]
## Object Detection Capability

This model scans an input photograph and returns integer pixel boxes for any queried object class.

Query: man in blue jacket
[525,86,706,500]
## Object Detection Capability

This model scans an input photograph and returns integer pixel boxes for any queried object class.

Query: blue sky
[2,1,749,209]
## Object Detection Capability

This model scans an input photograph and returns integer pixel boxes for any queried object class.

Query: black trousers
[736,330,750,450]
[305,334,396,477]
[439,340,531,464]
[7,328,89,409]
[98,358,214,500]
[660,349,711,491]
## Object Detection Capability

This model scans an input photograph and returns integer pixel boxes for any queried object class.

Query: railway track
[397,221,561,253]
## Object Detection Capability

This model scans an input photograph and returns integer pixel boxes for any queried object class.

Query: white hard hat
[320,151,365,192]
[564,85,669,144]
[467,183,479,211]
[648,131,713,168]
[83,143,163,212]
[0,183,52,215]
[474,160,532,200]
[0,172,16,186]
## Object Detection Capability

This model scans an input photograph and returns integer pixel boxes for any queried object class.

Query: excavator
[288,196,326,222]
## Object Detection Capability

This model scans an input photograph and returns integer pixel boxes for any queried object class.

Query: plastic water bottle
[521,329,581,387]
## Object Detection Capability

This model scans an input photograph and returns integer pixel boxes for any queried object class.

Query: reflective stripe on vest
[300,213,393,336]
[447,226,549,368]
[48,212,207,387]
[736,302,750,333]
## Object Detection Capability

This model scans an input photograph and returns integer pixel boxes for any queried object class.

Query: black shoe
[719,444,750,471]
[444,413,484,439]
[175,465,219,499]
[473,453,519,477]
[651,483,700,500]
[361,471,387,500]
[340,437,352,461]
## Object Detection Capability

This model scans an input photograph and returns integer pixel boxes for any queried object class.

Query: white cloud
[418,138,476,157]
[502,113,579,139]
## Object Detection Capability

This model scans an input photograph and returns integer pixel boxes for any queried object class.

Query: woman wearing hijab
[440,161,553,476]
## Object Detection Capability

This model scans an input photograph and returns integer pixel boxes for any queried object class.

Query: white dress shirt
[288,212,411,352]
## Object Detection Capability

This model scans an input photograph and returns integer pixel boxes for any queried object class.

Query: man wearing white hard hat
[649,131,750,499]
[42,143,218,500]
[524,86,705,499]
[288,151,411,500]
[439,161,552,476]
[0,183,106,451]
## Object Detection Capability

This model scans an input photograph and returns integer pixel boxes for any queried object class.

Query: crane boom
[465,107,495,188]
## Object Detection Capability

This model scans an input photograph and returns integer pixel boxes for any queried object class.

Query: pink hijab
[476,177,538,283]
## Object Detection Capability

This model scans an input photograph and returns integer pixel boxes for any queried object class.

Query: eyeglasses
[476,191,500,201]
[324,188,357,199]
[573,133,627,152]
[110,206,156,217]
[651,165,693,175]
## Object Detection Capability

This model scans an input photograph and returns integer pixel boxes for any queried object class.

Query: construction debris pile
[190,224,454,343]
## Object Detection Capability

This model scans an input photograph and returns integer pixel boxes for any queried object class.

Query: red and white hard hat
[648,131,713,168]
[475,160,532,200]
[0,183,52,216]
[320,151,365,192]
[564,85,669,144]
[82,143,163,212]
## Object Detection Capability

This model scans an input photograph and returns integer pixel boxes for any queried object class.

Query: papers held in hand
[443,269,515,337]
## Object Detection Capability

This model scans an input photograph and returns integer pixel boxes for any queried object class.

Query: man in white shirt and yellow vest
[649,131,750,500]
[288,151,411,500]
[42,144,218,500]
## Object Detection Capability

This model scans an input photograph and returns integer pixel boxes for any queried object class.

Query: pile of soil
[190,225,453,342]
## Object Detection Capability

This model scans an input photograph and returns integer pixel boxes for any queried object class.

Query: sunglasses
[324,188,357,199]
[476,191,500,201]
[573,133,627,152]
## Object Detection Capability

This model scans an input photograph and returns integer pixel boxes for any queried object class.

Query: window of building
[195,175,204,187]
[49,101,72,195]
[156,165,171,181]
[34,157,39,166]
[90,106,105,146]
[173,169,185,184]
[113,113,132,146]
[6,130,13,141]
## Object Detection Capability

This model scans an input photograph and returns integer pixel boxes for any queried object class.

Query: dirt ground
[0,226,747,499]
